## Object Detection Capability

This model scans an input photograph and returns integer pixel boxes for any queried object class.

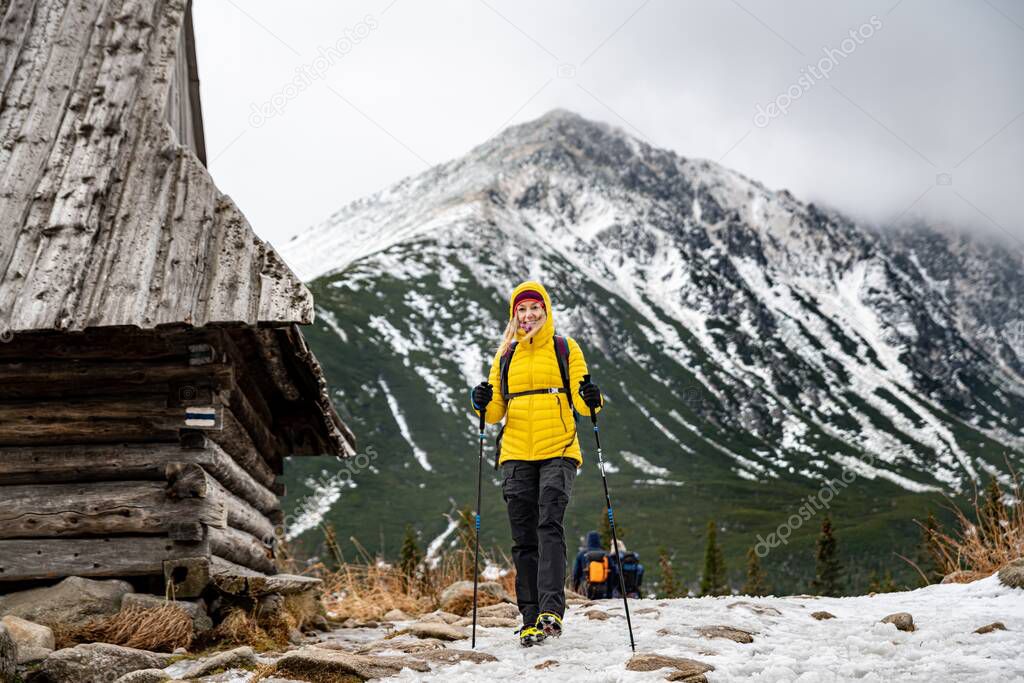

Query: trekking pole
[584,374,636,652]
[471,408,486,649]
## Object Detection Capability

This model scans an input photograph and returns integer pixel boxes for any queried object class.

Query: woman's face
[516,300,546,333]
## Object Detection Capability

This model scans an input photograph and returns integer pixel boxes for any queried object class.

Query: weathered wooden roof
[0,0,355,457]
[0,0,310,332]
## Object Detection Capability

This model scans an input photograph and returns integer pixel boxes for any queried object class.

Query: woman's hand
[472,382,494,410]
[578,378,602,408]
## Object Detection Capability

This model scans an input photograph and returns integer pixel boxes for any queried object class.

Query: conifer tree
[657,547,683,598]
[914,511,945,586]
[700,520,729,596]
[811,514,843,596]
[398,524,422,589]
[741,546,769,596]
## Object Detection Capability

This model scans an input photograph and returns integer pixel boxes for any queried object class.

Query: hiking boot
[518,625,546,647]
[537,612,563,638]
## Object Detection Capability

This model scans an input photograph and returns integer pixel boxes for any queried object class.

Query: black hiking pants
[500,456,577,626]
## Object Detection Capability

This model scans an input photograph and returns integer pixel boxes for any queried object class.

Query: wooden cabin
[0,0,355,597]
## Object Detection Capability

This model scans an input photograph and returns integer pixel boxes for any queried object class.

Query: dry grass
[911,471,1023,581]
[317,531,516,622]
[54,604,193,652]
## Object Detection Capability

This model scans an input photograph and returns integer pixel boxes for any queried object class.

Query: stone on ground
[31,642,172,683]
[880,612,916,632]
[416,648,499,665]
[974,621,1006,634]
[176,646,256,678]
[696,625,755,643]
[383,608,412,621]
[112,669,171,683]
[997,558,1024,589]
[585,610,609,620]
[811,611,837,620]
[1,615,54,663]
[0,577,133,627]
[403,622,468,641]
[626,653,715,681]
[268,646,430,680]
[439,581,513,615]
[0,623,16,683]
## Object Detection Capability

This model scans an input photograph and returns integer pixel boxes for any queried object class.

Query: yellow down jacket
[474,281,603,465]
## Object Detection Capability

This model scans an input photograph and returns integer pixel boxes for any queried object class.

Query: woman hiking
[471,280,604,647]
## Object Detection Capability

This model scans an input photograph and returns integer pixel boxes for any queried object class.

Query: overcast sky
[192,0,1024,251]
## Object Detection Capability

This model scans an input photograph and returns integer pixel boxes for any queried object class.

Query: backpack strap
[553,335,578,419]
[499,341,519,402]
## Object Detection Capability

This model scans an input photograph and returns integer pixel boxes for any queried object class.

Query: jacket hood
[585,530,602,550]
[509,280,554,345]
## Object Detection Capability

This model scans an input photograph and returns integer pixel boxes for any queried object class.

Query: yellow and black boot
[537,612,563,638]
[518,625,547,647]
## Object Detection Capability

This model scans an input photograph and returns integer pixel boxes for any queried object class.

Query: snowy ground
[386,574,1023,682]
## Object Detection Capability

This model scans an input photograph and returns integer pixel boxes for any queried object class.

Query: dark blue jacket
[572,531,604,591]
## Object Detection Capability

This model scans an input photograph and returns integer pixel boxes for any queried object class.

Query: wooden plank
[165,463,276,543]
[0,394,224,445]
[0,442,281,516]
[206,408,277,487]
[0,481,226,539]
[207,526,276,575]
[0,537,209,582]
[210,556,322,596]
[0,360,232,400]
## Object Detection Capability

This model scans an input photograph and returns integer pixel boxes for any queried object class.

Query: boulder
[535,659,559,670]
[726,601,782,617]
[439,581,512,615]
[585,610,609,620]
[416,610,461,625]
[177,646,255,678]
[634,608,660,617]
[416,648,498,665]
[383,608,412,621]
[811,611,836,620]
[120,595,212,634]
[268,647,430,680]
[354,637,447,655]
[476,603,520,620]
[403,622,468,641]
[974,621,1007,634]
[880,612,916,632]
[997,558,1024,589]
[112,670,171,683]
[626,653,715,681]
[0,577,133,627]
[0,623,17,683]
[696,625,754,644]
[30,643,172,683]
[1,616,54,663]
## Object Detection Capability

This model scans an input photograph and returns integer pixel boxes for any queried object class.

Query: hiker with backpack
[471,280,604,647]
[607,540,645,599]
[573,530,614,599]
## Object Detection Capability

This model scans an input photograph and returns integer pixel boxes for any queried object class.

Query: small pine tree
[867,568,899,593]
[699,520,729,597]
[979,477,1006,543]
[914,511,945,586]
[657,547,683,598]
[811,514,843,597]
[398,524,422,589]
[741,546,769,596]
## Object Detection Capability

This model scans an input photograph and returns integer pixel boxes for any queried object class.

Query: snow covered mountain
[280,109,1024,590]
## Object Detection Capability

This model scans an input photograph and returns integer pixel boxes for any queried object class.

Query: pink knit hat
[512,289,545,309]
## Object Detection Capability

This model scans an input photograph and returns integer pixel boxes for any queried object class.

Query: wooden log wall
[0,326,309,587]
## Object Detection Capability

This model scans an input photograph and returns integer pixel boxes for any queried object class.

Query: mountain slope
[280,109,1024,592]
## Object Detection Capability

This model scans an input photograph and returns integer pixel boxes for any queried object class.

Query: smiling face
[515,299,546,333]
